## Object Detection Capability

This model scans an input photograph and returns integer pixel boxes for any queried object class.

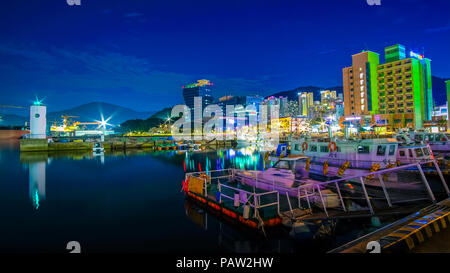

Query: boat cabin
[290,138,398,169]
[397,144,433,164]
[410,132,449,144]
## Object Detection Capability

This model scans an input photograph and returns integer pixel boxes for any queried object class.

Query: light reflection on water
[0,135,394,253]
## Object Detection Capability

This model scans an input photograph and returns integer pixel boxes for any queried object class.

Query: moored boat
[92,142,104,154]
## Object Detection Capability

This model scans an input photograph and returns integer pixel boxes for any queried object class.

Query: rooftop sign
[410,51,424,60]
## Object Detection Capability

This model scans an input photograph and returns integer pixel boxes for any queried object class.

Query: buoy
[234,193,240,207]
[239,191,247,204]
[367,163,380,179]
[243,205,250,219]
[216,191,221,202]
[323,161,328,176]
[338,161,350,176]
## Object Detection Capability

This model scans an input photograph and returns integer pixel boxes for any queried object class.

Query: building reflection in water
[184,200,287,253]
[29,160,46,210]
[20,152,48,210]
[93,152,105,165]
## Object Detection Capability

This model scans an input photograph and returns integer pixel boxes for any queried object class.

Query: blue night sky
[0,0,449,113]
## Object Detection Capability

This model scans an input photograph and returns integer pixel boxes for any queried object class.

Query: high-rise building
[342,51,380,117]
[182,79,215,110]
[263,96,289,117]
[384,44,406,63]
[320,90,337,105]
[298,92,314,117]
[377,45,433,129]
[446,80,450,130]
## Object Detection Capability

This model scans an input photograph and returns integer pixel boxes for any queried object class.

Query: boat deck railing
[185,168,281,222]
[303,155,434,168]
[295,160,449,217]
[185,160,449,219]
[218,183,280,213]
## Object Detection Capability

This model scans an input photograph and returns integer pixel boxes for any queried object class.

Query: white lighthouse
[30,101,47,139]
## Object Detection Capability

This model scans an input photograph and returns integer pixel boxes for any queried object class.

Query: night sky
[0,0,449,113]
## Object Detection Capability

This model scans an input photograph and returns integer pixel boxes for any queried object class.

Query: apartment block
[342,51,380,117]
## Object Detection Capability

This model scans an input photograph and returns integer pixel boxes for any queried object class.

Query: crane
[61,115,79,126]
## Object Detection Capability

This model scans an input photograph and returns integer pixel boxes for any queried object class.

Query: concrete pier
[328,198,450,253]
[20,138,236,152]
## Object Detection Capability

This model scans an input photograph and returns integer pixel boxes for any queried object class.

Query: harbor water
[0,131,407,253]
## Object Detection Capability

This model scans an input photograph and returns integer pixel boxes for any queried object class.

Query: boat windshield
[272,159,304,171]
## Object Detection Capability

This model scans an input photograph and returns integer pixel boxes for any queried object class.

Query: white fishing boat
[394,132,434,164]
[92,142,104,154]
[235,156,341,208]
[236,130,278,151]
[191,143,202,151]
[178,143,201,151]
[408,131,450,153]
[289,137,399,177]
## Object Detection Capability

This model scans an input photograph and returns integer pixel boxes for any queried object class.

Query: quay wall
[20,138,236,152]
[20,139,48,152]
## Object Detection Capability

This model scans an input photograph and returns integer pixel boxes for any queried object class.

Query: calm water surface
[0,131,391,253]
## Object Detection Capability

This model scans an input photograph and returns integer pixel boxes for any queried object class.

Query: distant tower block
[30,101,47,139]
[446,80,450,131]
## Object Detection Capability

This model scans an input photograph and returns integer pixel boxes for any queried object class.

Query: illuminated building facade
[298,92,314,117]
[377,44,433,130]
[182,79,215,110]
[263,96,288,117]
[447,80,450,130]
[342,45,434,133]
[342,51,380,117]
[320,90,337,105]
[217,95,263,132]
